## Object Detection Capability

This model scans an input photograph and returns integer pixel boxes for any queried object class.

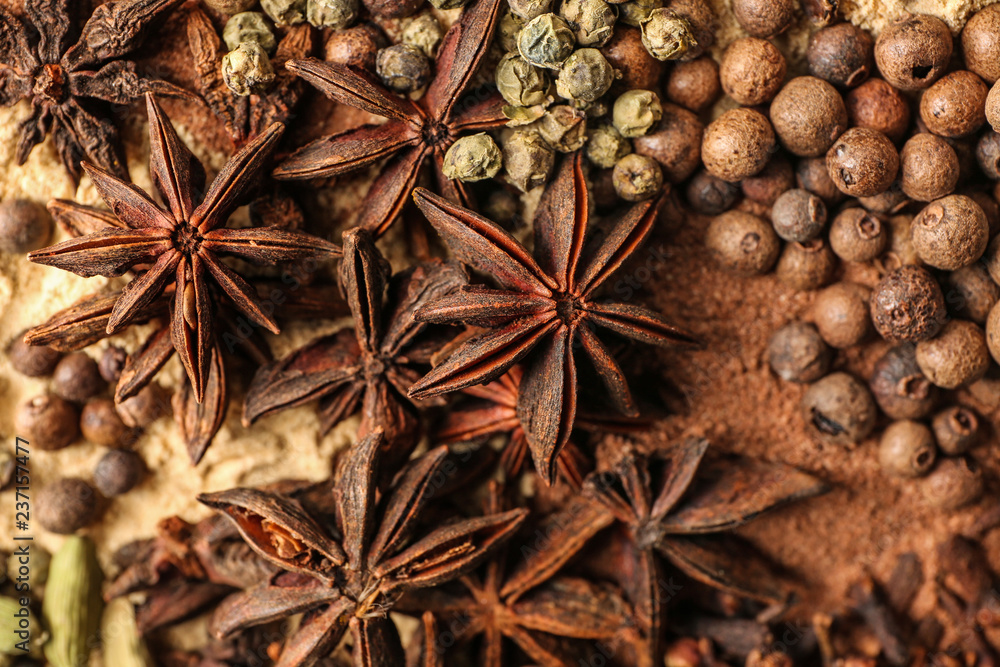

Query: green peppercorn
[428,0,469,7]
[306,0,358,29]
[496,53,551,107]
[261,0,307,25]
[442,133,503,182]
[536,104,588,151]
[619,0,663,27]
[402,13,444,58]
[640,8,696,60]
[503,129,555,191]
[223,12,277,54]
[222,42,276,96]
[500,11,525,52]
[376,44,431,94]
[518,13,576,70]
[612,89,662,138]
[586,122,631,168]
[559,0,616,46]
[555,48,615,103]
[509,0,554,21]
[612,153,663,201]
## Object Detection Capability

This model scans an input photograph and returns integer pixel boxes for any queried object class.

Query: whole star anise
[0,0,193,182]
[406,152,699,483]
[27,93,341,403]
[272,0,506,236]
[199,429,528,667]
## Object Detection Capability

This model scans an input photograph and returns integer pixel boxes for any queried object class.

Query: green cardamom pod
[101,598,153,667]
[42,536,104,667]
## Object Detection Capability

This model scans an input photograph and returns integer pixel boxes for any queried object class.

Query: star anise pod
[406,152,699,483]
[272,0,506,236]
[187,5,313,146]
[199,429,528,667]
[242,226,465,461]
[27,93,341,403]
[0,0,193,182]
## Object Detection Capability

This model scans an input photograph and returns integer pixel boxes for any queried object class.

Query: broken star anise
[407,152,699,483]
[27,93,341,403]
[199,429,528,667]
[0,0,192,182]
[272,0,506,236]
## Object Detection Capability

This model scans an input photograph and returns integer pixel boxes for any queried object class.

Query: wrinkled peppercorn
[771,76,848,158]
[99,345,127,384]
[324,23,385,72]
[933,406,980,455]
[666,56,720,112]
[701,108,775,182]
[915,319,990,389]
[80,399,137,449]
[442,133,503,183]
[963,4,1000,83]
[0,199,52,253]
[827,127,899,197]
[117,384,167,429]
[844,78,911,144]
[262,0,306,23]
[618,0,662,28]
[7,333,60,377]
[639,8,696,61]
[52,352,104,403]
[376,44,430,93]
[664,0,714,58]
[878,420,937,478]
[719,37,786,106]
[555,48,615,102]
[732,0,793,39]
[632,103,703,182]
[899,133,959,202]
[37,478,97,534]
[802,372,877,446]
[943,263,999,324]
[559,0,616,46]
[775,239,837,291]
[402,12,443,57]
[922,457,983,509]
[874,14,952,91]
[94,450,146,497]
[706,210,779,275]
[870,266,947,343]
[585,123,631,168]
[504,130,555,192]
[813,282,872,348]
[612,89,663,138]
[612,153,663,201]
[920,71,989,138]
[807,23,874,89]
[224,12,277,53]
[911,195,989,270]
[537,104,588,151]
[741,155,794,207]
[796,156,844,205]
[686,169,739,215]
[496,53,551,107]
[768,321,831,383]
[829,207,887,263]
[222,42,275,96]
[519,13,576,69]
[771,188,827,242]
[15,394,78,451]
[601,26,663,90]
[870,344,939,419]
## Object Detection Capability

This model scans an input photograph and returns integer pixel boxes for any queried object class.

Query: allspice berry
[732,0,794,39]
[771,188,826,242]
[0,199,52,253]
[813,282,871,348]
[705,210,779,275]
[844,78,911,143]
[962,4,1000,83]
[877,213,922,272]
[700,108,775,182]
[922,457,983,509]
[976,131,1000,179]
[770,76,848,158]
[911,195,989,270]
[919,71,989,138]
[741,155,795,207]
[796,156,844,205]
[601,26,663,90]
[932,406,980,455]
[116,384,167,429]
[942,264,999,324]
[719,37,786,106]
[665,56,720,112]
[7,333,61,377]
[37,478,97,534]
[802,372,877,446]
[858,186,908,215]
[870,266,947,343]
[666,0,715,59]
[324,23,385,72]
[80,399,137,449]
[874,14,953,91]
[52,352,104,403]
[632,103,703,183]
[826,127,899,197]
[870,344,939,419]
[914,319,990,389]
[899,134,960,202]
[984,299,1000,363]
[99,345,128,384]
[612,153,663,201]
[878,420,937,478]
[775,239,837,291]
[768,322,831,383]
[94,450,145,497]
[15,394,79,451]
[686,169,739,215]
[807,23,874,88]
[829,207,887,263]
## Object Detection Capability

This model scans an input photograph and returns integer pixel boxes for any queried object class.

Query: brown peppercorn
[802,372,877,446]
[844,78,911,144]
[324,23,386,72]
[874,14,952,91]
[37,478,98,534]
[914,319,990,389]
[116,384,167,429]
[986,80,1000,133]
[875,213,921,273]
[0,199,52,253]
[919,71,989,138]
[362,0,423,18]
[963,4,1000,83]
[602,26,663,90]
[631,103,703,183]
[15,394,78,451]
[719,37,786,106]
[665,56,720,112]
[858,186,908,215]
[705,210,780,275]
[768,322,832,383]
[985,299,1000,363]
[911,195,989,270]
[732,0,793,38]
[741,155,795,207]
[52,352,104,403]
[735,197,771,219]
[932,406,980,455]
[827,127,899,197]
[829,207,887,263]
[870,266,947,343]
[878,420,937,478]
[700,108,775,182]
[796,156,844,205]
[775,239,837,291]
[612,153,664,201]
[807,23,875,89]
[80,399,137,449]
[813,282,872,348]
[94,450,145,497]
[667,0,715,59]
[99,345,127,384]
[7,332,61,377]
[899,133,959,203]
[942,263,999,324]
[976,131,1000,179]
[686,169,739,215]
[771,76,848,158]
[869,344,939,419]
[921,457,983,509]
[771,188,827,242]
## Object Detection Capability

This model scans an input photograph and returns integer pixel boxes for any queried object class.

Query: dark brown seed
[98,345,128,384]
[807,23,874,88]
[768,322,831,383]
[796,156,844,205]
[962,4,1000,83]
[632,103,704,183]
[771,188,827,242]
[942,263,999,324]
[932,406,980,455]
[878,420,937,478]
[976,131,1000,179]
[874,14,952,91]
[919,71,989,138]
[116,384,169,429]
[845,78,911,144]
[921,457,983,509]
[732,0,794,38]
[602,26,663,90]
[858,186,908,215]
[719,37,786,106]
[80,399,138,449]
[665,56,720,112]
[362,0,423,18]
[813,282,871,348]
[826,127,899,197]
[899,133,959,202]
[686,169,740,215]
[829,207,887,262]
[914,319,990,389]
[94,450,145,497]
[870,266,947,343]
[911,195,989,270]
[701,108,775,182]
[52,352,104,403]
[771,76,848,158]
[0,200,52,253]
[324,23,386,72]
[801,372,877,446]
[15,394,79,451]
[37,478,98,534]
[775,239,837,291]
[876,213,921,272]
[7,332,61,377]
[869,344,939,420]
[741,155,795,207]
[705,210,780,274]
